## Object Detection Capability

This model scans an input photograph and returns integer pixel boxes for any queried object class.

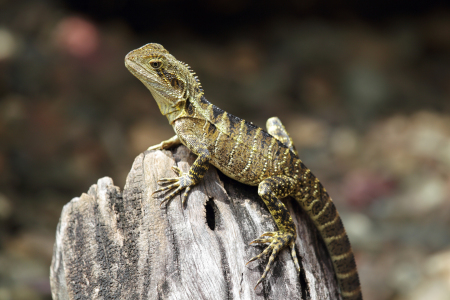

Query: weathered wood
[50,145,340,300]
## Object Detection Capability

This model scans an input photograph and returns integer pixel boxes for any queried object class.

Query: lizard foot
[152,166,194,207]
[246,231,300,288]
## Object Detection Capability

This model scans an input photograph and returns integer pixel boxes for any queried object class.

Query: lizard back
[175,95,298,186]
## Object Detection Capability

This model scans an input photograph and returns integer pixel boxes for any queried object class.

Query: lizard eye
[149,60,162,69]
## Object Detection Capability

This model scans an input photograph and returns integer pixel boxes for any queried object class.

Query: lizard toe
[248,231,296,288]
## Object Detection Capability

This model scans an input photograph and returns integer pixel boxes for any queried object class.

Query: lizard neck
[165,110,183,124]
[189,94,230,131]
[166,94,206,124]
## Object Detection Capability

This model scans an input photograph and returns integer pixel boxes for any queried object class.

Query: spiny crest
[180,60,204,93]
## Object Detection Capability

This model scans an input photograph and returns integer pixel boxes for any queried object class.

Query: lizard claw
[160,186,184,207]
[153,182,179,195]
[152,166,194,208]
[249,231,277,244]
[171,166,183,176]
[181,186,192,207]
[158,178,179,184]
[247,231,297,289]
[290,241,301,273]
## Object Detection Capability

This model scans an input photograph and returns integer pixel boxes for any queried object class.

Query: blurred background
[1,0,450,299]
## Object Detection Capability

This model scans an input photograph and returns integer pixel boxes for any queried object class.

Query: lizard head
[125,43,202,122]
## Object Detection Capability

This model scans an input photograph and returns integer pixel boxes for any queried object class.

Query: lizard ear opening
[170,78,184,90]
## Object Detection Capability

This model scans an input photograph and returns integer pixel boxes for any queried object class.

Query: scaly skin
[125,43,362,300]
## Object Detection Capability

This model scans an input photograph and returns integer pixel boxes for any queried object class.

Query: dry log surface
[50,145,341,300]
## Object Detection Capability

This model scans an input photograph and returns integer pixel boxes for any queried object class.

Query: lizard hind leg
[266,117,298,157]
[248,175,300,288]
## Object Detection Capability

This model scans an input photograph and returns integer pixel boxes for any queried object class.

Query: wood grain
[50,145,340,300]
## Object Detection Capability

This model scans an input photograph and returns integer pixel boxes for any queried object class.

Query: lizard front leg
[247,175,301,288]
[153,148,210,207]
[147,135,181,151]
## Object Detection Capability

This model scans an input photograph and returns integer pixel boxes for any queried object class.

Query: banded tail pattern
[295,166,362,300]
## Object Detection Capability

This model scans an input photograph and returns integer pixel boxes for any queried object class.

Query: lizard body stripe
[339,274,362,296]
[211,105,225,121]
[257,155,268,183]
[267,137,276,161]
[202,119,208,141]
[281,148,289,168]
[336,269,358,279]
[254,137,277,184]
[321,217,345,238]
[214,132,222,156]
[317,213,340,230]
[315,200,338,225]
[237,127,262,178]
[327,234,351,256]
[218,111,230,135]
[312,199,331,220]
[331,250,352,261]
[332,251,357,274]
[305,198,319,209]
[323,231,347,243]
[341,287,362,297]
[227,120,246,168]
[206,103,215,121]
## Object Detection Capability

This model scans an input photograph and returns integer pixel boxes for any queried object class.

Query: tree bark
[50,145,341,300]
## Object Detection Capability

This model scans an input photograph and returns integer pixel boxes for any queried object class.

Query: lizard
[125,43,362,300]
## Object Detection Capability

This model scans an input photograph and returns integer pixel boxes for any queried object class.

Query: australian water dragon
[125,43,362,300]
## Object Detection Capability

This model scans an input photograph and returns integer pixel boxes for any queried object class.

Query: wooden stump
[50,145,341,300]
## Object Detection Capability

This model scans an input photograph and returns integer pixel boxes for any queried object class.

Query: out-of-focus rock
[341,212,373,248]
[6,232,54,262]
[343,169,395,208]
[287,116,329,148]
[0,28,17,60]
[54,17,99,58]
[0,193,12,220]
[389,175,447,218]
[424,249,450,281]
[407,279,450,300]
[128,119,174,153]
[364,111,450,175]
[330,127,359,158]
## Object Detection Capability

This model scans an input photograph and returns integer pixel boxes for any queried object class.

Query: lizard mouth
[125,58,174,100]
[125,58,161,86]
[125,54,182,117]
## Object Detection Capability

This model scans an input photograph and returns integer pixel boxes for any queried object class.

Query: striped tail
[295,187,362,300]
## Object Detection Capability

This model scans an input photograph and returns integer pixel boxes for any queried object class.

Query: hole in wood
[299,255,310,299]
[205,197,216,230]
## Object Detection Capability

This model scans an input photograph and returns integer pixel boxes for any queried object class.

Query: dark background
[1,0,450,299]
